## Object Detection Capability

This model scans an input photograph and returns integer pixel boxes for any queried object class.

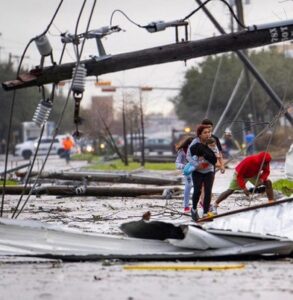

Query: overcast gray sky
[1,0,293,115]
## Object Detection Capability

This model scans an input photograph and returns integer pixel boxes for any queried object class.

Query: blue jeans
[183,175,193,208]
[63,150,71,163]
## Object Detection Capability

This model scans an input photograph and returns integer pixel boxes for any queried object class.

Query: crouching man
[212,152,275,213]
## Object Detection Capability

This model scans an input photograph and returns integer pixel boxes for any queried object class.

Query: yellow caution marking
[123,263,245,271]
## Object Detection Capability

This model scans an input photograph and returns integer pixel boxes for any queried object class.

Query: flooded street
[0,156,292,300]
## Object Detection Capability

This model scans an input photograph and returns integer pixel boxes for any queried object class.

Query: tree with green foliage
[171,48,293,136]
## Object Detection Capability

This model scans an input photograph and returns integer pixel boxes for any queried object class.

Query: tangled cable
[11,0,98,219]
[0,0,65,217]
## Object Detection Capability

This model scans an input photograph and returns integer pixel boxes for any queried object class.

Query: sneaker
[209,204,218,215]
[191,208,200,222]
[202,212,215,219]
[184,207,191,213]
[207,212,216,218]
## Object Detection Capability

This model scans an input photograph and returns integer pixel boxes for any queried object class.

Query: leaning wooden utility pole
[196,0,293,126]
[139,89,145,167]
[235,0,257,133]
[3,20,293,93]
[122,94,129,166]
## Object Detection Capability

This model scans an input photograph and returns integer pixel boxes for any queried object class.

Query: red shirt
[235,152,271,189]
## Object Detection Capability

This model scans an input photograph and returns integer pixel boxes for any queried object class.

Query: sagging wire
[220,120,276,157]
[109,9,144,28]
[61,4,123,135]
[10,38,59,219]
[227,103,289,208]
[247,105,288,205]
[214,69,246,135]
[222,106,287,209]
[12,83,58,219]
[11,124,46,218]
[229,79,257,128]
[186,0,247,29]
[0,0,64,218]
[11,35,65,219]
[17,0,64,75]
[73,0,88,60]
[13,0,98,219]
[50,23,77,62]
[205,55,224,118]
[12,1,89,218]
[0,89,16,217]
[221,121,270,137]
[109,0,247,38]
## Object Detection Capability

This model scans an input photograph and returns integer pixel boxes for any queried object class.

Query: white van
[15,137,64,160]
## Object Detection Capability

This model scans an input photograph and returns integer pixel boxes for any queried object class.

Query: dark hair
[201,119,213,126]
[175,136,194,152]
[206,137,216,145]
[196,125,210,137]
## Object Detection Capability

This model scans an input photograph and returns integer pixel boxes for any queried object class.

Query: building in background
[144,110,185,139]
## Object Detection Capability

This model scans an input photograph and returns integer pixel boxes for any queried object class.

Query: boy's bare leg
[215,189,234,206]
[264,180,274,202]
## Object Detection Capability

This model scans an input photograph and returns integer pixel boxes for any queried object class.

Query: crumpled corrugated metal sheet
[1,198,293,260]
[203,199,293,240]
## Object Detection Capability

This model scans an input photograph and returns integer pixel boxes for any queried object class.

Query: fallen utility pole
[0,162,31,177]
[133,154,176,163]
[0,185,179,197]
[15,171,181,186]
[196,0,293,126]
[2,19,293,91]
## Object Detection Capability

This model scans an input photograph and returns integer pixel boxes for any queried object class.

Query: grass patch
[71,153,99,163]
[273,179,293,196]
[0,180,18,186]
[87,159,176,171]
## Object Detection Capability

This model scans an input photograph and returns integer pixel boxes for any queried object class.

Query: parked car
[14,140,35,160]
[76,137,95,154]
[14,137,65,160]
[144,138,172,153]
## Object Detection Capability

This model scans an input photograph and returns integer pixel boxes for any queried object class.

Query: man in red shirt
[212,152,275,213]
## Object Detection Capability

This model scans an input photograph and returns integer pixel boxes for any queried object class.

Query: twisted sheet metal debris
[0,198,292,260]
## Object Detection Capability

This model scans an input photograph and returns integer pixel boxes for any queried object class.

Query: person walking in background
[62,136,74,164]
[223,129,234,158]
[189,125,217,221]
[212,152,275,214]
[175,136,194,213]
[245,130,255,155]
